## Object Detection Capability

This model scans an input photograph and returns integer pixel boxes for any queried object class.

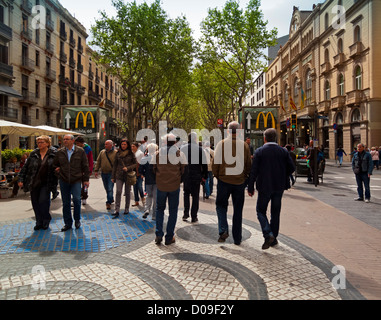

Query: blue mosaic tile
[0,211,154,254]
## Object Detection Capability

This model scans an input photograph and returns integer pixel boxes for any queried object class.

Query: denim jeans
[256,191,284,239]
[133,175,144,202]
[59,180,82,227]
[31,185,51,227]
[215,179,245,243]
[101,173,114,205]
[355,172,371,200]
[155,188,180,242]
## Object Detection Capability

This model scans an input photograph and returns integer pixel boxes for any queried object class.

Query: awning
[0,85,23,98]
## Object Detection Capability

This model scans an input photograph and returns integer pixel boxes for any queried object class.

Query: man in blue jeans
[94,140,117,210]
[53,134,90,231]
[248,128,295,250]
[352,143,373,203]
[153,134,186,245]
[212,121,252,245]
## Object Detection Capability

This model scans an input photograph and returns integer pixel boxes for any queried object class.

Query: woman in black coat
[18,136,58,230]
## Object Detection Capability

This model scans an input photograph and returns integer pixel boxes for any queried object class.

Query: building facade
[0,0,129,151]
[266,0,381,160]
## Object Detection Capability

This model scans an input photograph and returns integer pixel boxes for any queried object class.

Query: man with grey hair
[248,128,295,249]
[54,134,90,231]
[212,121,252,245]
[94,140,117,210]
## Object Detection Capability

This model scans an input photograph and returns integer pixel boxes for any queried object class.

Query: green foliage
[1,148,32,166]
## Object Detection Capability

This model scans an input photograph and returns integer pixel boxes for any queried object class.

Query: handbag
[126,170,137,185]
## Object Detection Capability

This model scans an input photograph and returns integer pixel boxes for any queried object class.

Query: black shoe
[42,223,50,230]
[112,212,119,219]
[262,235,275,250]
[354,198,364,201]
[143,212,149,219]
[182,214,189,221]
[124,210,129,215]
[165,237,176,245]
[155,236,162,245]
[191,218,198,223]
[34,225,43,231]
[270,239,278,247]
[75,220,81,229]
[61,225,72,232]
[218,231,229,243]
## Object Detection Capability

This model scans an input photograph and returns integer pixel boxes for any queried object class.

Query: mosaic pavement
[0,210,364,300]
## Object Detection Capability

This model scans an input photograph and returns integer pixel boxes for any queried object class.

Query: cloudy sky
[59,0,320,40]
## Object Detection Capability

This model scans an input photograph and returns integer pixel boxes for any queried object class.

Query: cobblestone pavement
[0,175,369,300]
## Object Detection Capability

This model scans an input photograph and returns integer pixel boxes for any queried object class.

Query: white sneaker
[365,199,370,203]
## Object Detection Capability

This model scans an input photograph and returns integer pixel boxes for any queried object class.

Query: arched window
[354,25,361,42]
[355,66,362,90]
[294,78,299,102]
[338,73,345,96]
[325,80,330,100]
[325,13,329,30]
[336,112,343,124]
[351,108,361,122]
[284,83,289,107]
[306,69,312,106]
[338,38,343,53]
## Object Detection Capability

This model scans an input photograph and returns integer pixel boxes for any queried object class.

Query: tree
[199,0,278,112]
[90,0,195,141]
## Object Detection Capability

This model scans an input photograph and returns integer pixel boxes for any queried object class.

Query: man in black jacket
[181,132,208,223]
[53,134,90,231]
[248,128,295,249]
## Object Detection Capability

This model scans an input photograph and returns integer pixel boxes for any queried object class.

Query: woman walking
[370,147,379,170]
[111,139,137,218]
[18,136,58,230]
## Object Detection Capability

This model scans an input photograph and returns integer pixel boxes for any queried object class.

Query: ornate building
[266,0,381,160]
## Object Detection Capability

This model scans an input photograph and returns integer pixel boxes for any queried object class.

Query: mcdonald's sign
[256,111,276,129]
[75,111,95,129]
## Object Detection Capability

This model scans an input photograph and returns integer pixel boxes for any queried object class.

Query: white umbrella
[34,125,83,136]
[0,120,59,172]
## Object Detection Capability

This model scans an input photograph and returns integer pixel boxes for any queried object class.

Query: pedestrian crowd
[14,124,378,250]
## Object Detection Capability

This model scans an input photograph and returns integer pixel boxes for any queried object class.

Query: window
[325,80,330,100]
[338,74,344,96]
[35,80,40,98]
[325,13,329,30]
[351,108,361,122]
[354,25,361,42]
[336,112,343,124]
[35,50,40,67]
[284,84,289,107]
[324,48,329,63]
[338,38,343,53]
[306,69,312,106]
[293,78,299,103]
[355,66,362,90]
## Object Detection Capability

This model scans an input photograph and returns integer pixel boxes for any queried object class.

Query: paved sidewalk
[0,174,379,300]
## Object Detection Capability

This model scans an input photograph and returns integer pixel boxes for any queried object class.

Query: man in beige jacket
[94,140,117,210]
[212,121,252,245]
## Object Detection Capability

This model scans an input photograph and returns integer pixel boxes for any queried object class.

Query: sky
[59,0,320,41]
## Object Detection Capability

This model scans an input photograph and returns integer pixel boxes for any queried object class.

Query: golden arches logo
[256,112,276,129]
[75,111,95,129]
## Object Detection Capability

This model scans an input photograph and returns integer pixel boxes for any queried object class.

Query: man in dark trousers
[248,128,295,250]
[181,132,208,223]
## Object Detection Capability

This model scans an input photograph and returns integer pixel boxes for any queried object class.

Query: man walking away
[154,134,186,245]
[94,140,117,210]
[248,128,295,250]
[212,121,252,245]
[352,143,373,203]
[54,134,90,231]
[75,136,94,205]
[181,132,208,223]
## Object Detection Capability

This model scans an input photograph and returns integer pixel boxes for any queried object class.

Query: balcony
[333,53,345,68]
[46,42,54,55]
[21,57,35,72]
[95,75,100,84]
[0,22,13,42]
[69,36,76,48]
[69,57,76,69]
[77,62,83,73]
[46,18,54,32]
[88,70,94,80]
[45,97,59,110]
[59,30,67,41]
[0,106,18,120]
[78,43,84,54]
[349,42,363,59]
[77,85,85,95]
[88,90,101,103]
[331,96,346,110]
[20,26,32,41]
[21,0,32,15]
[105,99,115,108]
[346,90,363,105]
[21,115,31,125]
[59,75,71,87]
[320,62,331,75]
[20,91,37,105]
[318,100,330,114]
[59,52,67,63]
[0,62,13,79]
[45,68,56,82]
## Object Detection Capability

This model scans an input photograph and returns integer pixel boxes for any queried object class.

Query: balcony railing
[331,96,346,110]
[46,18,54,32]
[69,57,76,69]
[88,70,94,80]
[349,42,363,59]
[77,63,83,73]
[45,68,56,82]
[21,57,35,72]
[21,0,32,15]
[0,106,18,119]
[20,26,32,41]
[333,53,345,67]
[320,62,331,75]
[45,97,59,110]
[318,100,330,114]
[46,42,55,54]
[60,52,67,63]
[69,36,76,48]
[59,75,71,87]
[20,91,37,105]
[59,30,67,41]
[78,43,84,54]
[0,62,13,79]
[346,90,363,105]
[0,22,12,42]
